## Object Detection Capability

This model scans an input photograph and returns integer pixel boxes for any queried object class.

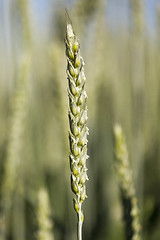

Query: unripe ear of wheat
[65,19,89,240]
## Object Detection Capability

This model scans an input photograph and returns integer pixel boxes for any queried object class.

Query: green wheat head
[65,17,89,240]
[114,124,141,240]
[37,187,54,240]
[0,54,30,240]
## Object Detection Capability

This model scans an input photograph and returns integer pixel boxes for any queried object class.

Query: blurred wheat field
[0,0,160,239]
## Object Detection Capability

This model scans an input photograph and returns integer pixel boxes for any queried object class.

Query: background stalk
[114,124,141,240]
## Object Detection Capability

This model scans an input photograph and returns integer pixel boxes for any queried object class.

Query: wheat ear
[114,124,141,240]
[65,18,89,240]
[0,54,30,240]
[37,187,54,240]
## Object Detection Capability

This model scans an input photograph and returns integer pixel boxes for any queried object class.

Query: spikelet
[114,124,141,240]
[65,17,89,240]
[37,188,54,240]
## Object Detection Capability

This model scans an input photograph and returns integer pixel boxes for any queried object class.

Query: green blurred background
[0,0,160,239]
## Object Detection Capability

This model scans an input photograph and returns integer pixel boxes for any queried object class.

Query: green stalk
[78,203,82,240]
[18,0,31,48]
[130,0,145,200]
[65,18,89,240]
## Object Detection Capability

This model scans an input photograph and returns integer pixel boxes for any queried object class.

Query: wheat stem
[18,0,31,48]
[65,17,89,240]
[130,0,145,202]
[78,203,82,240]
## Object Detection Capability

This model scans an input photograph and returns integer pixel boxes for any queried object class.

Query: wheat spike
[0,54,30,240]
[65,17,89,240]
[37,187,54,240]
[114,124,141,240]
